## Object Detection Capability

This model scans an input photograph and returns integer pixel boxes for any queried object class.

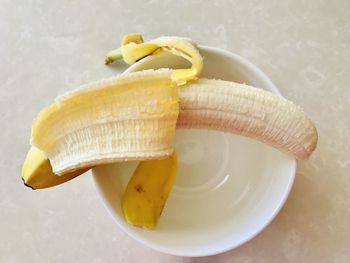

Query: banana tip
[21,177,36,190]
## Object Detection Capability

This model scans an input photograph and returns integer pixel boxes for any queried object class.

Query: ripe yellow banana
[23,34,317,193]
[23,71,317,188]
[122,152,178,229]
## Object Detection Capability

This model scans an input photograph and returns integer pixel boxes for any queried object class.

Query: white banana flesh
[177,79,317,160]
[31,69,179,175]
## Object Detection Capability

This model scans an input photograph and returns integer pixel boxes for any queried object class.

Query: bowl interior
[92,47,296,256]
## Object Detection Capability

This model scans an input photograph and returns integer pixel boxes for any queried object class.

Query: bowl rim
[92,45,296,257]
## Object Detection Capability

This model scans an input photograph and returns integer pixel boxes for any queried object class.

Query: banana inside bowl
[92,46,298,257]
[22,34,316,256]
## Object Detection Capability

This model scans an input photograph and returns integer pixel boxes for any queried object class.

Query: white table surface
[1,0,349,262]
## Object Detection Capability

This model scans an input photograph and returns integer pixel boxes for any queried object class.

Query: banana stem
[104,47,123,65]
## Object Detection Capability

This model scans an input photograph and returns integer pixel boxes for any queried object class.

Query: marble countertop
[1,0,349,262]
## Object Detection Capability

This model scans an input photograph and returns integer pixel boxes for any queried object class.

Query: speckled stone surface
[1,0,349,262]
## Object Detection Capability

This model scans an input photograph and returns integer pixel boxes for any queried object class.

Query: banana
[30,69,179,175]
[22,146,89,189]
[23,34,317,192]
[24,72,317,188]
[122,152,178,229]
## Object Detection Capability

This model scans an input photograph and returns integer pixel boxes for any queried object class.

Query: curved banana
[23,70,317,188]
[23,34,317,191]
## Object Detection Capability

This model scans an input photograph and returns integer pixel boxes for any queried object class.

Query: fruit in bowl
[22,34,317,256]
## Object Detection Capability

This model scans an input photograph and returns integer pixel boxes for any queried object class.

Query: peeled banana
[122,152,178,229]
[23,72,317,187]
[22,34,317,193]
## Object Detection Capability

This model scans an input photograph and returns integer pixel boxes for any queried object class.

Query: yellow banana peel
[22,147,89,189]
[121,152,178,229]
[105,33,203,84]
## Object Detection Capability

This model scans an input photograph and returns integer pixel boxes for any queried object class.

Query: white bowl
[92,46,296,257]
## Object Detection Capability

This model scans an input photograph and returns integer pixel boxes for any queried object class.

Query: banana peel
[121,33,144,45]
[22,147,89,189]
[122,152,178,229]
[105,34,203,85]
